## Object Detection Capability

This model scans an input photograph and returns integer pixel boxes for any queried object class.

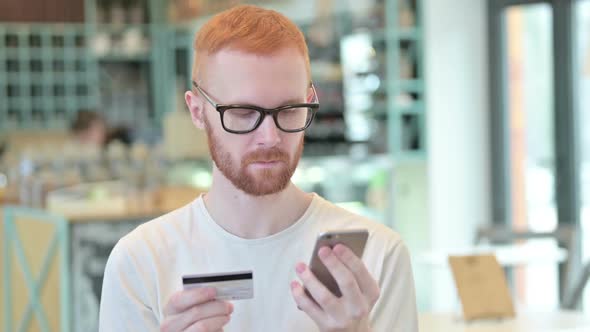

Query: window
[505,4,556,232]
[489,0,586,311]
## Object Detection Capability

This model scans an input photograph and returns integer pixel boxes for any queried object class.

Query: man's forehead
[208,46,302,62]
[201,50,308,104]
[202,48,307,79]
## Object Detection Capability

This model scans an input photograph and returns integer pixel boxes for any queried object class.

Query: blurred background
[0,0,589,331]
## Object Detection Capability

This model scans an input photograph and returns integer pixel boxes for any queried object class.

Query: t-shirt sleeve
[99,239,160,331]
[370,240,419,332]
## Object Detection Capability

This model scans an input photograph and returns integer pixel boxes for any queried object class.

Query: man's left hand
[290,244,381,332]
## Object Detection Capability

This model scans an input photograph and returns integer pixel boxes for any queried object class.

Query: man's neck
[202,168,313,239]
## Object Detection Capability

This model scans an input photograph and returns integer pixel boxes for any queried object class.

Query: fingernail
[295,263,306,274]
[227,302,234,313]
[290,281,299,290]
[319,247,331,259]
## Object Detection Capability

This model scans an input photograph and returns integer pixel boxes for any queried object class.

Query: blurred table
[419,311,590,332]
[418,242,568,268]
[417,243,569,311]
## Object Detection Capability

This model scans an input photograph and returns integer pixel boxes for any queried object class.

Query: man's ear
[306,85,315,103]
[185,91,205,129]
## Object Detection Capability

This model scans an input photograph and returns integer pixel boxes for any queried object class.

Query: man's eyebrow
[280,97,307,105]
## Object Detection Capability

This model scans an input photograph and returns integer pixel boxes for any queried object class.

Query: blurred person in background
[99,5,417,332]
[70,110,134,148]
[70,110,108,147]
[106,125,135,147]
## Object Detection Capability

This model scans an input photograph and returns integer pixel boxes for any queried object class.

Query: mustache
[242,148,289,165]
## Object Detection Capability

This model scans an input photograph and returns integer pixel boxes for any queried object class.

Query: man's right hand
[160,287,233,332]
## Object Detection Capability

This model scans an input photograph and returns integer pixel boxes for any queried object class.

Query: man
[99,5,417,332]
[70,110,108,147]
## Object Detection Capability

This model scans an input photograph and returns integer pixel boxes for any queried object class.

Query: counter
[1,186,203,332]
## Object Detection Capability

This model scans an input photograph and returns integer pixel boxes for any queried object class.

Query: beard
[204,116,304,196]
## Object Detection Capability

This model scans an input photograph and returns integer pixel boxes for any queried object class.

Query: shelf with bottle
[341,37,419,81]
[90,26,151,60]
[0,23,101,130]
[96,53,151,62]
[91,0,151,25]
[1,24,88,43]
[391,111,425,155]
[86,0,154,60]
[3,48,87,60]
[83,0,174,131]
[394,90,424,110]
[4,84,76,100]
[384,0,426,161]
[3,60,93,77]
[93,23,152,31]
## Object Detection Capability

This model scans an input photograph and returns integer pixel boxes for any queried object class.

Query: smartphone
[307,229,369,297]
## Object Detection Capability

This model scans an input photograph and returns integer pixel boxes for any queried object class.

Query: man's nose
[254,114,281,147]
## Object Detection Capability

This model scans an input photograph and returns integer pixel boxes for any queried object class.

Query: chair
[2,206,71,332]
[563,260,590,310]
[474,224,581,309]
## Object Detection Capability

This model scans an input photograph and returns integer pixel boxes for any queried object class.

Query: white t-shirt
[99,194,418,331]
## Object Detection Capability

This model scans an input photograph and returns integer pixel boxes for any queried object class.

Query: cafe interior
[1,0,590,331]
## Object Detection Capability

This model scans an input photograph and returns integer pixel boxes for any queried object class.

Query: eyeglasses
[192,81,319,134]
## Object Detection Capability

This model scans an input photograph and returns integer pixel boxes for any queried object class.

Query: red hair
[192,5,310,81]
